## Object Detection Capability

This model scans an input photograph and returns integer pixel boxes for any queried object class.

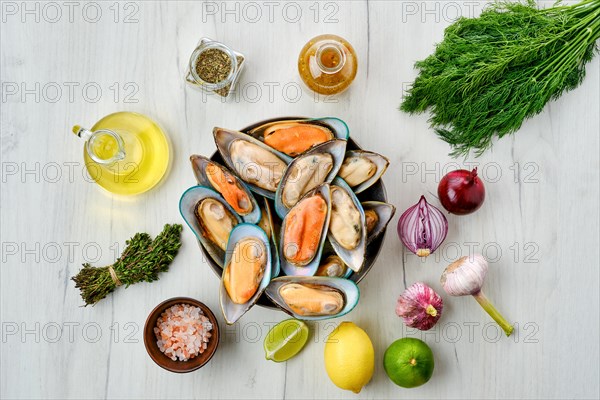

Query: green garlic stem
[473,291,514,337]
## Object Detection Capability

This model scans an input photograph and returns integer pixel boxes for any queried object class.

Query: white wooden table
[1,1,599,399]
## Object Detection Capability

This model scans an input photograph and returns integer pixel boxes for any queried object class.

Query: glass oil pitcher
[73,112,171,196]
[298,34,358,95]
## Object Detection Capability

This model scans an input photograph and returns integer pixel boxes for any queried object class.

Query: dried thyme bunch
[72,224,183,306]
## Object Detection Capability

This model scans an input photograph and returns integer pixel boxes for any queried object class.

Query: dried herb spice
[195,48,233,84]
[186,39,246,98]
[214,55,244,97]
[71,224,182,306]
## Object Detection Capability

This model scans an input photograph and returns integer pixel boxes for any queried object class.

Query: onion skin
[438,168,485,215]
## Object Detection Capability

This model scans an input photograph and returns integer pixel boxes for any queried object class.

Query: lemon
[384,338,434,388]
[324,321,374,393]
[264,319,309,362]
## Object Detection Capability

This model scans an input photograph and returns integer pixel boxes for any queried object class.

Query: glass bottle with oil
[72,112,171,196]
[298,34,358,95]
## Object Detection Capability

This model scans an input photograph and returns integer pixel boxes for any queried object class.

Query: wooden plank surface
[1,1,598,399]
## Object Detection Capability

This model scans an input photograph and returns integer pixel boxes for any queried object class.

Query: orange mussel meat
[364,209,379,235]
[283,194,328,265]
[264,123,333,157]
[206,163,253,215]
[279,283,344,316]
[223,237,267,304]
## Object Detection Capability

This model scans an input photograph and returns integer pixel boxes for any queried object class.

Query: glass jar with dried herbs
[186,38,245,98]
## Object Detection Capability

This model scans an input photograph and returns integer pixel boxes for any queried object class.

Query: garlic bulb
[441,254,514,337]
[440,254,487,296]
[396,282,443,330]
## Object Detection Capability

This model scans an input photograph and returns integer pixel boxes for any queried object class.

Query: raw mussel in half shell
[279,183,331,276]
[190,154,261,224]
[220,223,272,324]
[338,150,389,194]
[247,117,349,157]
[179,186,242,268]
[274,139,346,218]
[315,254,351,278]
[213,127,292,199]
[362,201,396,245]
[327,178,366,272]
[265,276,359,320]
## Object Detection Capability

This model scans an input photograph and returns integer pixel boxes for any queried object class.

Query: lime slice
[264,319,309,362]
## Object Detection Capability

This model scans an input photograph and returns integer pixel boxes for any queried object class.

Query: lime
[264,319,309,362]
[324,322,374,393]
[383,338,434,388]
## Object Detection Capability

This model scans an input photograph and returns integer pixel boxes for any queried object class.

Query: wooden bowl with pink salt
[144,297,220,373]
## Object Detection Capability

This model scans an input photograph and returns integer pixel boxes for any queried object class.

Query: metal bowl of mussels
[180,117,395,317]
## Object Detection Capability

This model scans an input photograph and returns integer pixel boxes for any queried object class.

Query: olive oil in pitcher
[73,112,171,196]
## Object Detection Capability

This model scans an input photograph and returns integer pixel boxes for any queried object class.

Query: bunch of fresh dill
[72,224,182,306]
[401,0,600,157]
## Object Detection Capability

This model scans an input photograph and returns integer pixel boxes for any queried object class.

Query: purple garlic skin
[396,282,443,331]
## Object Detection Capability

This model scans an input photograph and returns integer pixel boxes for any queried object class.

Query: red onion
[438,168,485,215]
[397,196,448,257]
[396,282,443,330]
